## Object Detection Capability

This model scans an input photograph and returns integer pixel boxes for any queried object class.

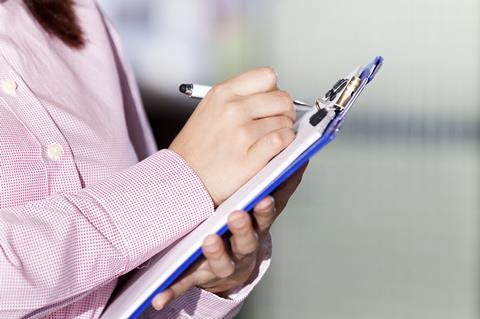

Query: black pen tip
[179,84,188,94]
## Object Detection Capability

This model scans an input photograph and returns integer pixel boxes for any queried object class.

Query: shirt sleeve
[0,149,215,317]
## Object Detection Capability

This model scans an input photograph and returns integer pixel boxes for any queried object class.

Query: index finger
[216,67,278,96]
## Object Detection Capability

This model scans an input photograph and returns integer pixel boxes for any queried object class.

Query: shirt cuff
[162,234,272,319]
[82,149,215,271]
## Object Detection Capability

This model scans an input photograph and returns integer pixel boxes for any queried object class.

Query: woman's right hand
[169,68,296,206]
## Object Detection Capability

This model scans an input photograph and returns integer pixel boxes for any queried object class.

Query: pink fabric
[0,1,271,318]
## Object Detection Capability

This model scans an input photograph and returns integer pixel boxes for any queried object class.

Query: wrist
[168,145,221,206]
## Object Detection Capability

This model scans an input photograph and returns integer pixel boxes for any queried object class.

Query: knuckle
[258,67,277,85]
[236,126,251,145]
[226,262,236,277]
[279,95,294,112]
[173,283,188,297]
[287,108,297,121]
[241,237,259,255]
[267,129,295,150]
[218,261,235,278]
[267,131,284,149]
[285,128,296,142]
[282,129,296,146]
[276,90,293,104]
[210,83,228,96]
[280,116,293,128]
[223,101,240,118]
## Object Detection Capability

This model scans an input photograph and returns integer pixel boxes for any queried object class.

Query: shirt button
[46,143,64,161]
[1,79,18,96]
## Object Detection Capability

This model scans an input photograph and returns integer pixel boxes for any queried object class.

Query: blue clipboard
[101,56,384,319]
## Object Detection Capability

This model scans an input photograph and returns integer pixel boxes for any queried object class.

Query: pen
[179,83,313,112]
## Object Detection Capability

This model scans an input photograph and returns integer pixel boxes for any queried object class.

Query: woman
[0,1,305,318]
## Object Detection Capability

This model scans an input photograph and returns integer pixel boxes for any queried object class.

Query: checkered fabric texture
[0,1,271,318]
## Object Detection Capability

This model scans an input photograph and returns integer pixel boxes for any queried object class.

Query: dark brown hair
[24,0,85,48]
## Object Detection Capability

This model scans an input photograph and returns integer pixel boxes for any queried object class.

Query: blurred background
[98,0,479,318]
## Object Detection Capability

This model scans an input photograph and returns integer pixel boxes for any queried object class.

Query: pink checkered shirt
[0,1,271,318]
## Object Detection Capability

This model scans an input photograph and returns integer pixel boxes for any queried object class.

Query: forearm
[0,149,214,318]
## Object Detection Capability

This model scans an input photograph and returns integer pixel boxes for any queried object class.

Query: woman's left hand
[151,163,307,311]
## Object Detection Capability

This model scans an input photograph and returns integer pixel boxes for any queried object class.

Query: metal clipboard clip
[306,56,384,135]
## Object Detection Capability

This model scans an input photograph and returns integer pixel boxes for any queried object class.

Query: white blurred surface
[96,1,480,318]
[239,140,479,319]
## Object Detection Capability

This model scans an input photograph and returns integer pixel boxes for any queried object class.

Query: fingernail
[204,236,218,253]
[230,213,246,228]
[152,294,168,311]
[256,196,274,211]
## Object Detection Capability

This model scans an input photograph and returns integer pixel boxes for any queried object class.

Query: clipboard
[101,56,384,319]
